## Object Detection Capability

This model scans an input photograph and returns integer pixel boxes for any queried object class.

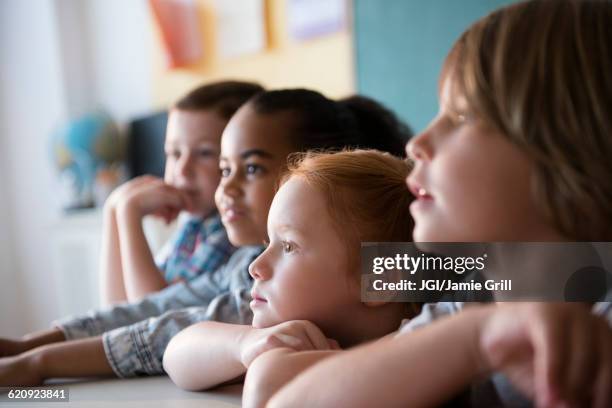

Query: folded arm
[243,348,341,408]
[163,321,250,390]
[269,306,490,408]
[163,319,337,391]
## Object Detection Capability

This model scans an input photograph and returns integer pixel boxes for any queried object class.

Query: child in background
[0,88,413,385]
[338,95,412,157]
[269,1,612,407]
[101,81,264,304]
[162,150,419,401]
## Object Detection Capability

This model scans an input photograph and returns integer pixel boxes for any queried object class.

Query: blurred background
[0,0,514,336]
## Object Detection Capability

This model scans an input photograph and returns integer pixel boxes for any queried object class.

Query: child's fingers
[125,176,163,194]
[327,338,341,350]
[561,315,597,405]
[272,333,307,350]
[531,308,565,408]
[163,207,181,223]
[158,188,188,209]
[480,307,532,369]
[152,205,180,223]
[301,322,332,351]
[242,334,293,367]
[592,323,612,408]
[177,190,196,213]
[155,185,191,212]
[132,175,159,185]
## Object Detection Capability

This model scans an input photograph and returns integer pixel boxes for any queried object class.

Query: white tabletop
[1,376,242,407]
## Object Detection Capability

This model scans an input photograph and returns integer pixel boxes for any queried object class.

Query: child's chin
[187,205,214,218]
[412,225,436,243]
[186,210,205,217]
[251,315,278,329]
[227,231,261,247]
[251,316,266,329]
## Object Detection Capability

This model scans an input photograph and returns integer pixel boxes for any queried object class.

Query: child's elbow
[243,351,287,408]
[162,339,199,391]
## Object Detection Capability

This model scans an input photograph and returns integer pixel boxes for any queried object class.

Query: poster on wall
[149,0,204,68]
[214,0,266,59]
[287,0,346,41]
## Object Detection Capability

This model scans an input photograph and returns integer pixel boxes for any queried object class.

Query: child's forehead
[166,109,226,145]
[232,104,299,134]
[438,73,470,113]
[271,177,327,221]
[221,111,296,158]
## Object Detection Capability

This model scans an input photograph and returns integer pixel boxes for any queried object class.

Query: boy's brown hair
[284,150,415,272]
[174,80,264,119]
[443,0,612,240]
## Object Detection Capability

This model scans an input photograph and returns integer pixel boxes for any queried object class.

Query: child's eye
[281,241,295,253]
[219,167,231,178]
[451,111,472,125]
[246,164,265,175]
[197,149,216,159]
[165,150,180,160]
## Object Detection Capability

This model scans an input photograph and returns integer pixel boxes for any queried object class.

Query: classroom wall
[85,0,155,122]
[151,0,355,106]
[0,0,67,336]
[0,0,155,334]
[354,0,516,132]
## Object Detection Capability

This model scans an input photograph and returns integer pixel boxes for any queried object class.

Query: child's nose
[249,252,271,281]
[406,128,434,162]
[175,154,194,179]
[219,173,242,199]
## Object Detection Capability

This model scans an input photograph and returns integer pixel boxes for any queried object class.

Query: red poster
[149,0,204,68]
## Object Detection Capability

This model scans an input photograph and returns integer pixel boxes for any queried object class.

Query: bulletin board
[150,0,355,107]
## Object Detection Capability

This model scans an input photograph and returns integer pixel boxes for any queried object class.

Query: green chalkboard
[354,0,516,133]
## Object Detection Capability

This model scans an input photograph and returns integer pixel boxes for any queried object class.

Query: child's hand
[480,303,612,408]
[104,175,157,212]
[239,320,339,368]
[0,355,43,386]
[0,338,27,358]
[115,177,194,221]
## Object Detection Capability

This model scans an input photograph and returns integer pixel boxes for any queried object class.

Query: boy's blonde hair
[444,0,612,240]
[284,150,415,272]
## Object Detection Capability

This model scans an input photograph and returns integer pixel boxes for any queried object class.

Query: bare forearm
[270,307,493,408]
[163,322,250,390]
[28,336,114,380]
[0,329,65,358]
[116,205,167,301]
[244,348,339,408]
[99,205,127,305]
[22,328,66,350]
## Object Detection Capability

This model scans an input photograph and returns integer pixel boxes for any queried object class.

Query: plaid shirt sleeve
[160,213,236,283]
[183,214,235,278]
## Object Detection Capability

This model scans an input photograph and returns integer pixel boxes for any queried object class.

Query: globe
[51,111,124,210]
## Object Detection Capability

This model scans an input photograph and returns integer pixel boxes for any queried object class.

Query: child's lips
[407,179,434,201]
[407,179,435,215]
[221,206,246,222]
[250,290,268,308]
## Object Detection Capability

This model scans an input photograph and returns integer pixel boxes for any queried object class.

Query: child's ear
[360,268,402,306]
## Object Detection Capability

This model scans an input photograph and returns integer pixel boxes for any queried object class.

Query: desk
[1,376,241,407]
